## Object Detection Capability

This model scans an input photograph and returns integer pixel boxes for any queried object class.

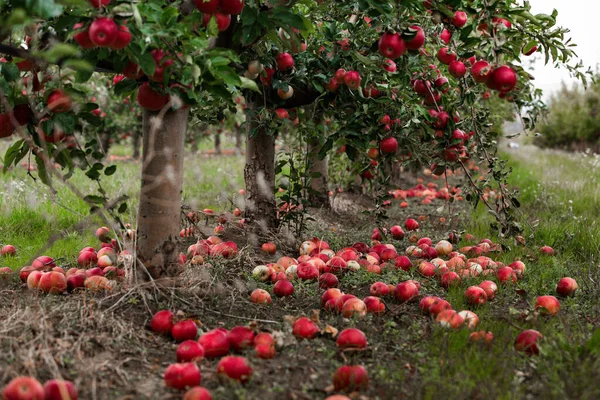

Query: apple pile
[1,376,77,400]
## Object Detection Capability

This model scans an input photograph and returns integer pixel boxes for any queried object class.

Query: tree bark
[136,107,189,281]
[308,141,330,208]
[214,132,221,155]
[235,125,243,155]
[244,120,278,233]
[132,131,141,160]
[99,132,111,156]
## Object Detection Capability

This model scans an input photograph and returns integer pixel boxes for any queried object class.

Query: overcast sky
[526,0,599,98]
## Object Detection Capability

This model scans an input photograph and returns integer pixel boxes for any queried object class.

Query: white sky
[526,0,599,98]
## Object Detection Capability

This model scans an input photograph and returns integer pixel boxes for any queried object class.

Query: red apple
[478,280,498,300]
[363,296,385,314]
[378,32,405,59]
[514,329,543,355]
[273,279,295,296]
[370,281,390,297]
[341,298,367,318]
[109,24,132,50]
[199,328,230,358]
[89,17,118,47]
[318,273,338,289]
[394,281,419,303]
[220,0,244,14]
[535,295,560,316]
[437,48,457,65]
[164,363,202,390]
[332,365,369,392]
[405,218,419,231]
[276,52,294,71]
[183,386,213,400]
[1,244,16,256]
[344,71,361,90]
[464,286,488,305]
[452,11,468,28]
[404,25,425,50]
[436,309,465,329]
[137,82,169,111]
[150,310,174,335]
[227,326,255,352]
[202,12,231,32]
[90,0,111,8]
[556,277,578,297]
[419,296,441,314]
[336,328,367,349]
[448,60,467,78]
[38,271,67,294]
[380,137,398,154]
[394,256,412,271]
[43,379,78,400]
[194,0,219,13]
[293,317,319,340]
[486,65,517,92]
[2,376,44,400]
[177,340,205,362]
[172,320,198,342]
[471,60,491,83]
[429,298,452,317]
[47,89,72,113]
[540,245,555,256]
[216,356,253,383]
[73,23,95,49]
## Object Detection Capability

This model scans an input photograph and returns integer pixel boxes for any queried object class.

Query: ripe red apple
[497,266,517,284]
[194,0,219,13]
[164,363,202,390]
[47,89,72,113]
[150,310,174,335]
[556,277,578,297]
[389,225,405,240]
[448,60,467,78]
[478,280,498,300]
[2,376,44,400]
[177,340,205,362]
[43,379,78,400]
[380,137,398,154]
[273,279,294,296]
[363,296,385,314]
[27,270,43,289]
[437,48,457,65]
[404,25,425,50]
[216,356,253,383]
[452,11,468,28]
[137,82,169,111]
[514,329,543,355]
[0,267,12,279]
[471,60,491,83]
[183,386,213,400]
[336,328,367,349]
[276,52,294,71]
[293,317,319,339]
[227,326,255,352]
[341,298,367,318]
[370,282,390,297]
[393,256,411,272]
[199,328,230,358]
[73,23,95,49]
[394,281,419,303]
[486,65,517,92]
[464,286,488,305]
[332,365,369,392]
[297,262,319,280]
[67,272,86,291]
[436,309,464,329]
[535,295,560,316]
[405,218,419,231]
[1,245,15,256]
[419,296,441,314]
[261,242,277,254]
[77,251,97,267]
[220,0,244,14]
[429,298,452,317]
[344,71,361,90]
[172,320,198,342]
[378,32,405,59]
[440,271,460,288]
[202,12,231,32]
[89,17,118,47]
[539,245,555,255]
[90,0,111,7]
[382,59,397,72]
[109,24,132,50]
[38,271,67,294]
[274,108,289,119]
[318,272,338,289]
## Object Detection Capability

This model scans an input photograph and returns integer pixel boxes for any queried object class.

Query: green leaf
[83,195,106,205]
[214,66,242,87]
[114,78,139,96]
[240,77,260,92]
[44,43,80,63]
[54,113,76,134]
[118,202,128,213]
[138,52,156,77]
[35,157,51,186]
[61,59,93,72]
[104,165,117,176]
[0,62,19,82]
[2,139,26,171]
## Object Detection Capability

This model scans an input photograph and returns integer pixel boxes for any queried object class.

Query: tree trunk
[132,131,141,159]
[308,141,330,208]
[235,125,243,155]
[244,121,277,233]
[136,108,189,281]
[99,132,111,156]
[214,133,221,155]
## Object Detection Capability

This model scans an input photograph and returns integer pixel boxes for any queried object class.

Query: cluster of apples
[186,235,239,265]
[1,376,77,400]
[73,1,132,50]
[12,227,130,294]
[194,0,245,33]
[150,309,277,395]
